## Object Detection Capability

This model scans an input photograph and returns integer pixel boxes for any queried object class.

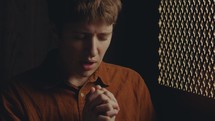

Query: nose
[86,36,98,57]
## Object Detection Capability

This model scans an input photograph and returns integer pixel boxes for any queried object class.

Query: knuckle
[96,89,104,94]
[106,103,113,110]
[99,94,109,102]
[98,115,110,121]
[104,116,110,121]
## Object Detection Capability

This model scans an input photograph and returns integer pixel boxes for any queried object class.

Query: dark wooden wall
[0,0,58,81]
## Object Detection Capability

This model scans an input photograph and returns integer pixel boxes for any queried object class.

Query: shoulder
[100,62,144,85]
[102,62,140,76]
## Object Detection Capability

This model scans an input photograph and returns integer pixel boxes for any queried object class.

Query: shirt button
[80,93,85,98]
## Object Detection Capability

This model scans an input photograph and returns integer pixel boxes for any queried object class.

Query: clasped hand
[83,85,120,121]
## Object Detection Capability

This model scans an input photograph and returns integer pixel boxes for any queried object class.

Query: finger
[97,115,112,121]
[95,88,120,110]
[85,87,96,102]
[88,87,110,102]
[86,87,119,111]
[102,90,120,111]
[96,103,119,117]
[111,101,120,111]
[96,103,112,112]
[87,88,105,102]
[106,109,119,117]
[102,88,117,103]
[89,93,110,110]
[96,99,120,112]
[91,87,96,93]
[95,85,102,90]
[85,88,107,112]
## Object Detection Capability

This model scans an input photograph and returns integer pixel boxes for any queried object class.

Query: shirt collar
[95,61,110,86]
[39,60,110,90]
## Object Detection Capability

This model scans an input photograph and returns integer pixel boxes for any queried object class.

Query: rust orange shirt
[0,52,155,121]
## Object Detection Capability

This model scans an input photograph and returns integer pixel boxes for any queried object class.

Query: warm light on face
[60,22,113,78]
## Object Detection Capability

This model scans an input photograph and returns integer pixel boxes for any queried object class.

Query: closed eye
[98,33,112,41]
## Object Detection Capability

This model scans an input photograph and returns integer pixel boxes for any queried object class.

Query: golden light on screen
[158,0,215,99]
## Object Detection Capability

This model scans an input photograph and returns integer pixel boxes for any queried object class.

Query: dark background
[0,0,214,121]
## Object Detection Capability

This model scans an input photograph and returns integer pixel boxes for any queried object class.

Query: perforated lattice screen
[158,0,215,99]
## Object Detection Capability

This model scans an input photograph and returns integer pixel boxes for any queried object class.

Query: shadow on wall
[0,0,58,81]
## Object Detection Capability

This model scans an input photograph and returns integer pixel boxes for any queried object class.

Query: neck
[68,76,88,87]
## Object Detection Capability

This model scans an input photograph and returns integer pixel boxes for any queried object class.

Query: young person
[0,0,156,121]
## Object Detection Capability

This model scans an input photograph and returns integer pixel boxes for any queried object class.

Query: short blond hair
[48,0,122,32]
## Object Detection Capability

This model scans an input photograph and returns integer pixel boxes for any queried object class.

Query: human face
[60,21,113,78]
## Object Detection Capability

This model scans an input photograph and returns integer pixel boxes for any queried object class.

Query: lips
[81,60,96,70]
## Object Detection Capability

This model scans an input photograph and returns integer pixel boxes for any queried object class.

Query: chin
[81,69,96,77]
[79,63,100,77]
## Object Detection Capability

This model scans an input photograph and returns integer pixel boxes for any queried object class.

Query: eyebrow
[72,31,112,35]
[98,32,112,35]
